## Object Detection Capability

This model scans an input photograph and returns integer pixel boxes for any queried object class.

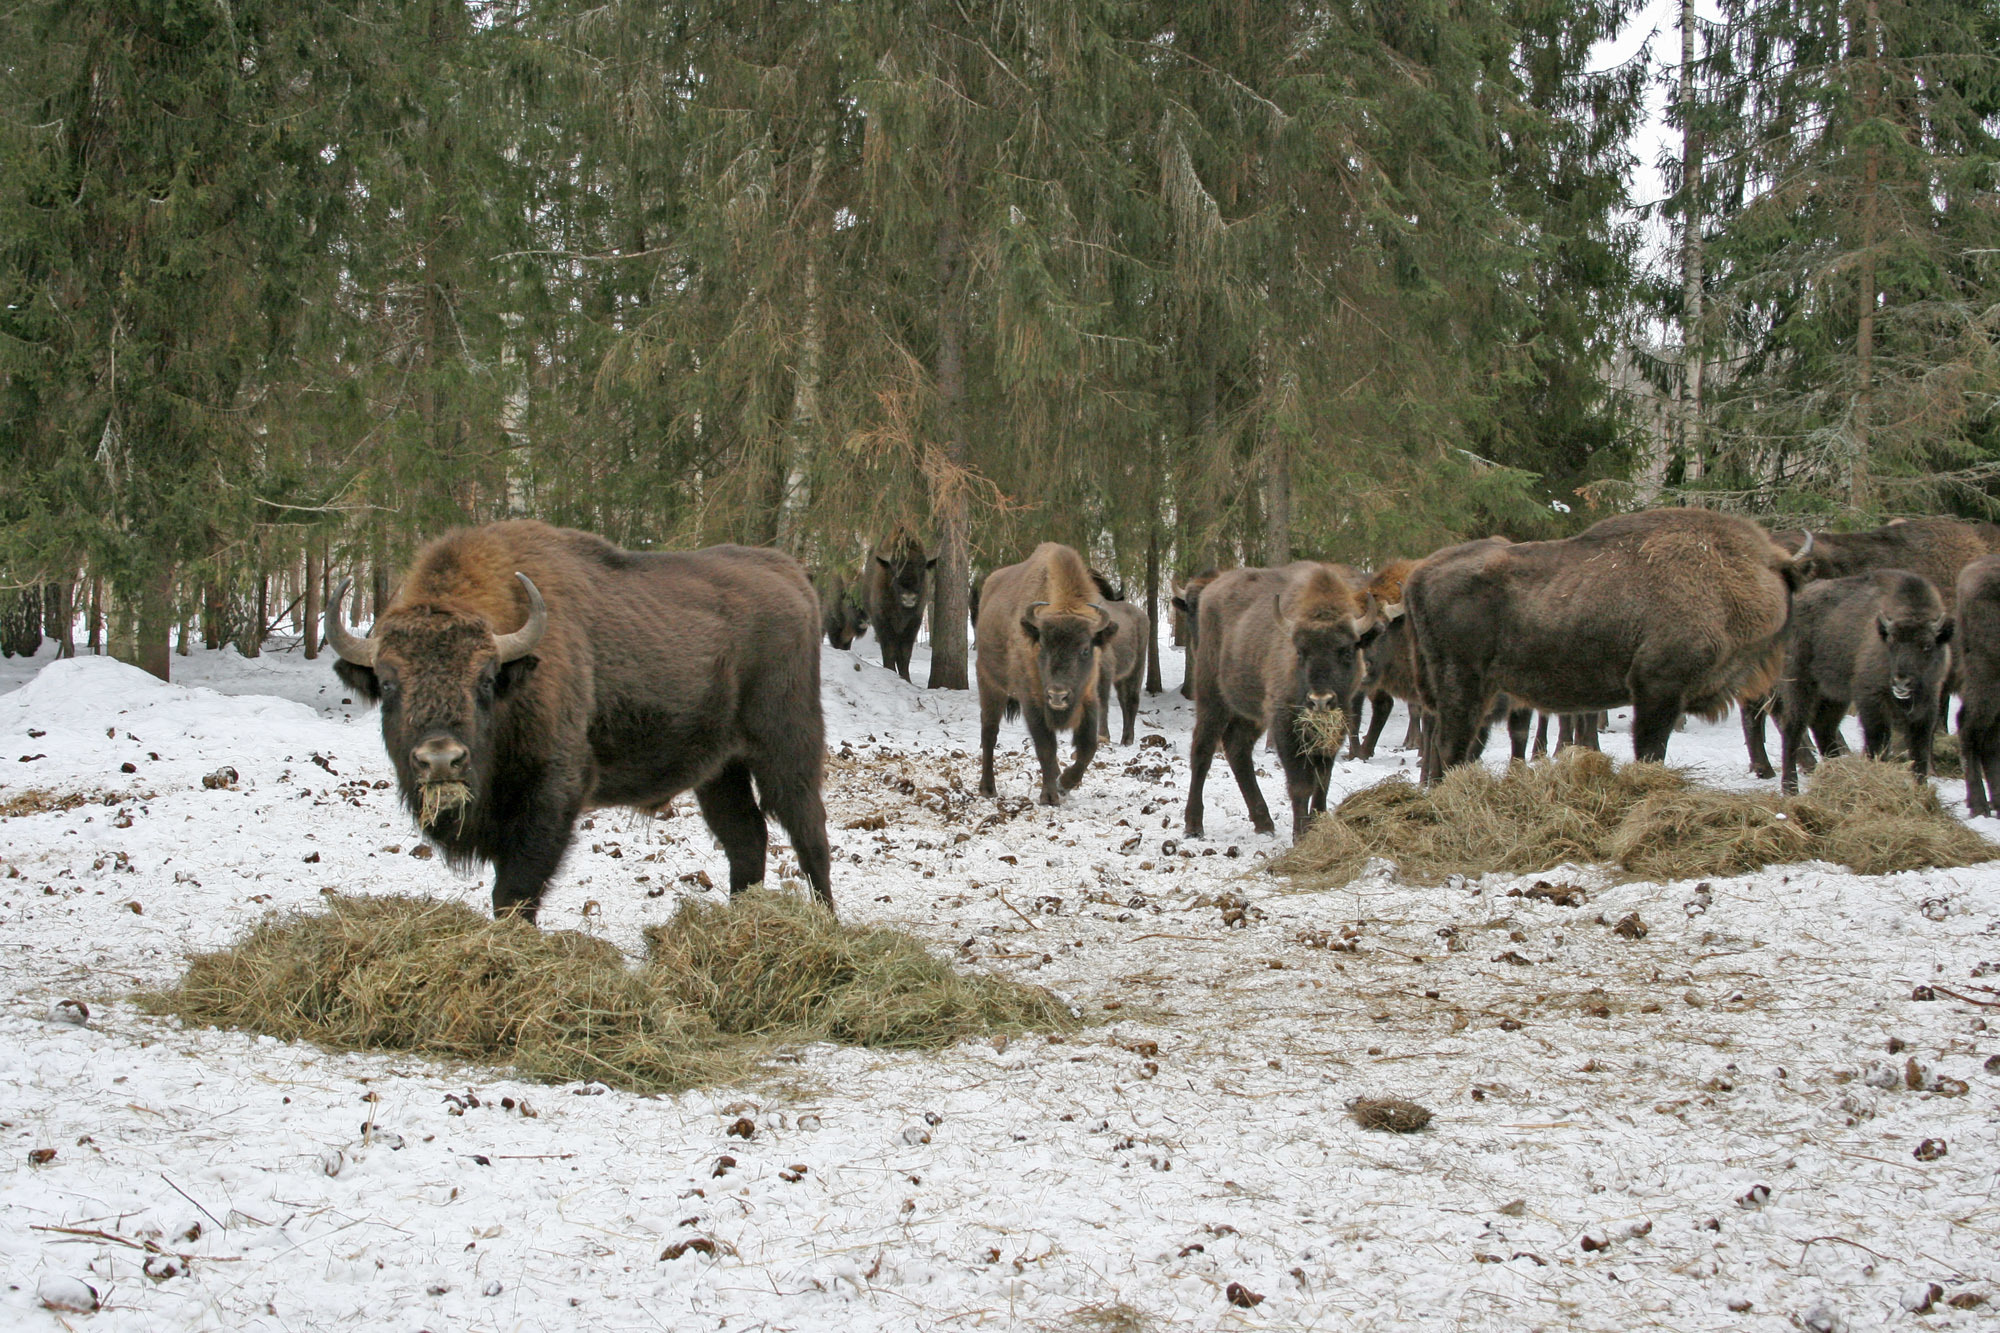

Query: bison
[976,542,1117,805]
[865,530,935,680]
[1778,570,1954,794]
[1956,556,2000,816]
[1095,595,1149,745]
[1169,569,1223,699]
[1185,562,1380,840]
[327,520,832,922]
[1406,510,1807,780]
[815,569,869,650]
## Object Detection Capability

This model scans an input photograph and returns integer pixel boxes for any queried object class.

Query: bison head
[1020,601,1116,717]
[326,575,545,828]
[1876,608,1953,707]
[877,547,936,611]
[1281,599,1381,714]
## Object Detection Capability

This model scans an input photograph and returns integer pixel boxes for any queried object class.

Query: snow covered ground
[3,630,1997,1331]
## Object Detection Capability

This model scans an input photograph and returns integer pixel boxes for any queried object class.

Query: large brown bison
[814,569,868,650]
[865,530,934,680]
[1777,570,1953,794]
[1169,569,1223,699]
[1956,555,2000,816]
[1406,510,1807,780]
[976,542,1117,805]
[1185,562,1380,839]
[1095,596,1149,745]
[328,520,832,922]
[1739,518,2000,775]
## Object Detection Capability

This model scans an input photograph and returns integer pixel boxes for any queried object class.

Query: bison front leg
[1023,706,1066,806]
[1118,675,1140,747]
[1220,716,1276,835]
[695,760,769,895]
[490,788,582,924]
[1356,691,1393,760]
[978,687,1004,797]
[1184,706,1224,839]
[1061,705,1100,793]
[1629,686,1684,764]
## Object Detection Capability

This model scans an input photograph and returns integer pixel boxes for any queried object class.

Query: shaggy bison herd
[332,510,2000,922]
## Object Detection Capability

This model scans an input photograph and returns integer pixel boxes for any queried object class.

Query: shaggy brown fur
[1354,559,1421,758]
[332,521,831,921]
[1170,569,1223,699]
[815,569,868,650]
[1095,598,1150,745]
[1957,556,2000,816]
[1779,570,1954,794]
[864,529,934,680]
[1406,510,1806,780]
[1185,562,1378,840]
[976,543,1117,805]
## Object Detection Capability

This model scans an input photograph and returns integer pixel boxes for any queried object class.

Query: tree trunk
[1851,0,1882,509]
[1144,526,1163,695]
[135,565,173,682]
[86,575,103,654]
[1679,0,1706,483]
[775,223,824,555]
[304,542,324,659]
[50,580,75,659]
[926,162,972,691]
[1261,435,1291,565]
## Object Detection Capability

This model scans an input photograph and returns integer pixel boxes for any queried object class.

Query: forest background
[1,0,1995,688]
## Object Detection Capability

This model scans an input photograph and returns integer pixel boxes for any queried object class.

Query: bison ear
[1937,616,1956,646]
[926,556,938,570]
[1170,596,1189,615]
[495,655,539,698]
[333,659,381,702]
[1877,615,1893,641]
[875,554,892,570]
[1093,619,1119,647]
[1018,611,1042,643]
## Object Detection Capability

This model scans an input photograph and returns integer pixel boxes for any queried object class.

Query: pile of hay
[151,891,1075,1093]
[1275,748,1995,887]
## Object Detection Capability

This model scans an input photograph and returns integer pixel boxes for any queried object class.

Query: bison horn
[325,580,381,668]
[492,573,547,663]
[1088,602,1111,627]
[1380,601,1405,622]
[1795,531,1815,560]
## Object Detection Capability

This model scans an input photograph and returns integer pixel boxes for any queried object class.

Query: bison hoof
[1750,763,1774,779]
[1252,820,1276,836]
[1038,788,1063,807]
[1060,769,1087,791]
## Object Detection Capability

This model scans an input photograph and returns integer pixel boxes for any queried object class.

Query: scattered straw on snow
[149,890,1076,1093]
[1274,748,1996,887]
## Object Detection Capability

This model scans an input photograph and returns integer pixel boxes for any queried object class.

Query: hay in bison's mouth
[417,781,474,829]
[1294,705,1349,757]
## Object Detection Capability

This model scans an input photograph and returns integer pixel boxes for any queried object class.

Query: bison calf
[1185,562,1379,840]
[1095,596,1148,745]
[976,542,1118,805]
[1956,556,2000,816]
[815,569,868,650]
[329,521,832,922]
[866,531,934,680]
[1778,570,1953,794]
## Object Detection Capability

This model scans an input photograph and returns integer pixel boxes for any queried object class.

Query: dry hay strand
[1293,706,1349,758]
[645,890,1076,1048]
[1275,748,1995,888]
[0,787,127,818]
[1063,1302,1150,1333]
[1350,1096,1434,1133]
[416,781,474,830]
[150,890,1075,1094]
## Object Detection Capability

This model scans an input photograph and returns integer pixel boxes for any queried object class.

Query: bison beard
[328,521,832,923]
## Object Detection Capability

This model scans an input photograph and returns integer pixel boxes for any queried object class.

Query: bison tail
[1004,698,1021,723]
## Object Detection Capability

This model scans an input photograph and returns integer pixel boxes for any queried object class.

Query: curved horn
[1027,600,1051,616]
[1380,600,1405,622]
[325,579,381,668]
[1795,530,1815,561]
[492,573,547,663]
[1088,602,1111,627]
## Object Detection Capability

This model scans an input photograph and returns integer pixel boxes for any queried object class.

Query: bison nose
[900,593,919,609]
[1306,692,1338,712]
[412,737,469,783]
[1045,688,1072,711]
